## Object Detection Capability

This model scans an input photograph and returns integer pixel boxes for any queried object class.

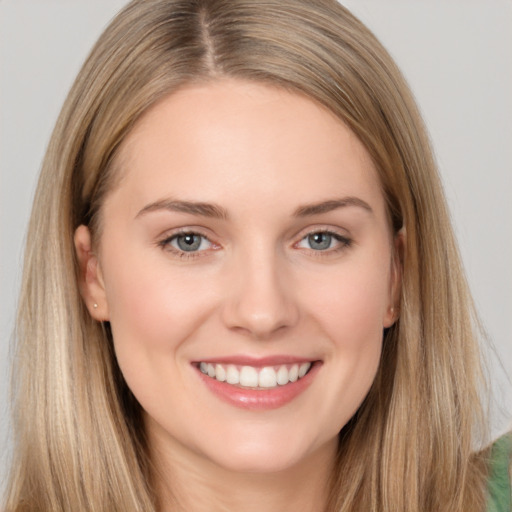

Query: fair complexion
[75,79,401,512]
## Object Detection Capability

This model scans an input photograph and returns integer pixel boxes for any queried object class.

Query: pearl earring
[93,303,98,309]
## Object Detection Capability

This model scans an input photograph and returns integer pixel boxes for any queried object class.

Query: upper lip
[192,355,319,367]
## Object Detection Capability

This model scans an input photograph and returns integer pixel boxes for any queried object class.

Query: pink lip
[194,360,322,411]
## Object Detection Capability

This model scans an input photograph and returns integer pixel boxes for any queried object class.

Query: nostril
[221,297,299,339]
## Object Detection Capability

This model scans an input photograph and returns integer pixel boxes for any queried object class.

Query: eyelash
[295,230,352,255]
[157,228,352,260]
[157,230,215,260]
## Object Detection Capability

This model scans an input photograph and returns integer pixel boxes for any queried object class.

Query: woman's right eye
[159,232,213,255]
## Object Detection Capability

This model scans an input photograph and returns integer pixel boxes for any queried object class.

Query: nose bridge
[222,241,299,338]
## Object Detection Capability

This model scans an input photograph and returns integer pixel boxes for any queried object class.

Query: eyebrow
[135,196,372,221]
[293,197,373,217]
[136,199,229,220]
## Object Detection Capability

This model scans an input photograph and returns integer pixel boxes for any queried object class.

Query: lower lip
[194,362,321,411]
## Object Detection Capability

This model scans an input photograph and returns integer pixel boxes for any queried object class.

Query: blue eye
[165,233,212,253]
[307,232,333,250]
[297,231,350,251]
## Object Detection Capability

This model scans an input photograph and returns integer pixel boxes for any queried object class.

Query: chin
[208,446,307,474]
[199,426,335,475]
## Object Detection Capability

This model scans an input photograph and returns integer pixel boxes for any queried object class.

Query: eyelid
[292,224,351,242]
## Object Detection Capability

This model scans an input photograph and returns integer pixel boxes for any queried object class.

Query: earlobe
[74,225,109,321]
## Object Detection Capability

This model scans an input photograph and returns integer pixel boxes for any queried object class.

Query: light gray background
[1,0,511,481]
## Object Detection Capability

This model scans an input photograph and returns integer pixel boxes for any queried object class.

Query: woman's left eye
[161,233,213,253]
[296,231,351,251]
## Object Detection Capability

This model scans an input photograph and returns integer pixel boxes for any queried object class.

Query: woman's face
[77,79,400,474]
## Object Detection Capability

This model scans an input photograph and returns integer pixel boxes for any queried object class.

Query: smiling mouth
[197,361,313,389]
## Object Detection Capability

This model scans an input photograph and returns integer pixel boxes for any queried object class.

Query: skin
[75,79,402,512]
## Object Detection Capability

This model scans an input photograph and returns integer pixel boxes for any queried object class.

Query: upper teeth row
[199,362,312,388]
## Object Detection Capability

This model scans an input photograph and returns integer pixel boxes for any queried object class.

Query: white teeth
[276,365,289,385]
[215,364,226,382]
[299,362,311,378]
[288,364,299,382]
[258,367,277,388]
[199,361,313,389]
[239,366,259,387]
[226,365,239,385]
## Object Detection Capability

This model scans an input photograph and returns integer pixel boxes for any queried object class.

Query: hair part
[5,1,489,510]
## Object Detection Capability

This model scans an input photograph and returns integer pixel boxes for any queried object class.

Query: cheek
[305,256,391,345]
[100,256,222,423]
[298,256,390,420]
[103,254,212,344]
[99,249,218,393]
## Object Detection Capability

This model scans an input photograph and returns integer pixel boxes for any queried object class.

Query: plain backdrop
[1,0,511,483]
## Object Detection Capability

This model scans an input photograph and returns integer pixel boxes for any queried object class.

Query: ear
[74,225,109,321]
[383,227,405,328]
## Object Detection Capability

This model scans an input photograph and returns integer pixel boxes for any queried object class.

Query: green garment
[487,432,512,512]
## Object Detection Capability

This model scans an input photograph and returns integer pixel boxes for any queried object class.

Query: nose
[221,250,300,339]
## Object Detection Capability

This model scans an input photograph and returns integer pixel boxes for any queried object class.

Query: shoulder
[486,432,512,512]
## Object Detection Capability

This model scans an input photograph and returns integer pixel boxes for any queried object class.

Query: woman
[4,0,510,510]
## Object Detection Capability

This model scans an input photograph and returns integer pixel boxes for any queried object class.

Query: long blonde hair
[5,1,489,510]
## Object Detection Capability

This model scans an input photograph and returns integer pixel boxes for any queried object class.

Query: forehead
[108,79,385,217]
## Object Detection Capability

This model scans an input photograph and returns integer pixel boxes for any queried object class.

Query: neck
[149,432,337,512]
